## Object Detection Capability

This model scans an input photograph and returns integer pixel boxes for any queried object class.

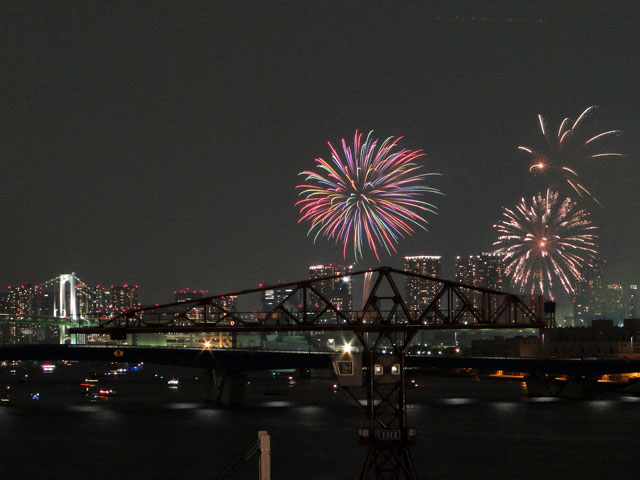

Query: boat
[167,378,179,387]
[91,389,116,401]
[0,385,10,405]
[81,378,99,396]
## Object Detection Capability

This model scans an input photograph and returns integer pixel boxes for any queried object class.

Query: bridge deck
[2,345,640,376]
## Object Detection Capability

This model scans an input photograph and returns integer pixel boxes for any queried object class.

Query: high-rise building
[626,285,639,319]
[573,257,606,324]
[603,284,624,323]
[108,284,140,313]
[172,289,207,322]
[75,283,110,318]
[308,264,353,312]
[455,254,481,309]
[479,252,506,292]
[0,289,9,315]
[175,289,208,303]
[0,283,55,318]
[5,283,33,316]
[218,295,238,314]
[455,255,479,287]
[455,252,506,309]
[213,295,236,348]
[261,282,302,311]
[404,255,442,315]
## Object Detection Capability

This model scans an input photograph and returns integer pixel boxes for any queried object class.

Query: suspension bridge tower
[54,273,79,345]
[54,273,78,320]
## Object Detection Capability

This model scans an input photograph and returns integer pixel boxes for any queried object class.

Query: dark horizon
[1,1,639,304]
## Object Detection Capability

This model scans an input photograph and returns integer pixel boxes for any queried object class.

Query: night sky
[1,1,639,303]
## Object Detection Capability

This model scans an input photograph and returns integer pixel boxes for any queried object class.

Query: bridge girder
[68,266,544,337]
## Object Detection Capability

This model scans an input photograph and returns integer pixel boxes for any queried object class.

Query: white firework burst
[494,190,598,295]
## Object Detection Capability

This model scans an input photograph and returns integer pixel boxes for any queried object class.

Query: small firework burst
[519,106,621,204]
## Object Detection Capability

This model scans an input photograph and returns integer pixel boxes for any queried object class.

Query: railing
[213,431,270,480]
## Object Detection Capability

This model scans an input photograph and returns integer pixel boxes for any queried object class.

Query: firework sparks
[519,106,621,204]
[493,190,597,295]
[296,130,441,261]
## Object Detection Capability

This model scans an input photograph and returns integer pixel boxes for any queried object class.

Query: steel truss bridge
[70,266,545,480]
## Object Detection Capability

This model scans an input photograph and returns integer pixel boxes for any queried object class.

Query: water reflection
[618,396,640,403]
[69,405,101,413]
[261,400,295,408]
[297,405,324,415]
[492,401,519,413]
[440,397,474,405]
[194,407,221,419]
[586,399,614,412]
[167,402,201,410]
[94,408,120,422]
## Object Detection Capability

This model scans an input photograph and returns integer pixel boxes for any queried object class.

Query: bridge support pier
[60,325,70,345]
[525,374,592,399]
[204,369,247,406]
[560,376,592,399]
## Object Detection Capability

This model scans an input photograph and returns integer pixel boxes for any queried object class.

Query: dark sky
[1,1,639,303]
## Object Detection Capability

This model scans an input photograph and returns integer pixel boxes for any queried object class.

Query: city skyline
[1,2,639,305]
[2,254,636,324]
